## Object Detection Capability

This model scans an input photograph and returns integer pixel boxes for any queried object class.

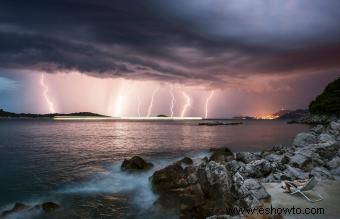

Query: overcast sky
[0,0,339,117]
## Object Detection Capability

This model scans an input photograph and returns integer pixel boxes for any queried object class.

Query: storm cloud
[0,0,340,87]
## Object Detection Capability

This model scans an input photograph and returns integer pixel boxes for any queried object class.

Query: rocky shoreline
[141,117,340,218]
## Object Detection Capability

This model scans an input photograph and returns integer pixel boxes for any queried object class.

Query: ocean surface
[0,119,310,218]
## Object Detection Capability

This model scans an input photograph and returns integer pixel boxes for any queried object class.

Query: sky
[0,0,339,117]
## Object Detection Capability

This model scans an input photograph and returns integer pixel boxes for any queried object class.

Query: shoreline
[142,117,340,218]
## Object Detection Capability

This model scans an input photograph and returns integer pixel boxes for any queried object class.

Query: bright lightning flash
[180,91,191,117]
[40,74,56,114]
[114,95,124,117]
[205,90,215,119]
[170,87,175,117]
[147,88,159,117]
[137,94,142,117]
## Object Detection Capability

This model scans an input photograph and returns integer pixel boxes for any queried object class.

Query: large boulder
[243,159,272,178]
[177,156,193,165]
[235,152,262,164]
[121,156,153,171]
[289,153,313,171]
[151,163,187,193]
[293,133,317,147]
[209,147,234,163]
[282,165,307,180]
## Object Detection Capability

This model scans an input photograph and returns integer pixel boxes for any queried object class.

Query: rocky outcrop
[121,156,153,171]
[149,117,340,218]
[209,147,234,163]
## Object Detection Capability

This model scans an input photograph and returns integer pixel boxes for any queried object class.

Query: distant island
[0,109,108,118]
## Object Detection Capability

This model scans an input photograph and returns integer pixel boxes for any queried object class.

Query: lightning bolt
[180,91,191,117]
[205,90,215,119]
[147,87,159,117]
[137,94,142,117]
[40,73,56,114]
[169,86,175,117]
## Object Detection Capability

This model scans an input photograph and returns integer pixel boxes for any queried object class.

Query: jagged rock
[236,152,262,164]
[225,160,245,173]
[293,133,317,147]
[311,167,334,179]
[209,147,234,163]
[319,133,336,144]
[289,153,312,171]
[331,167,340,176]
[330,121,340,131]
[264,153,282,163]
[41,202,60,213]
[310,125,324,134]
[1,202,29,217]
[282,165,307,180]
[121,156,153,171]
[177,157,193,165]
[327,156,340,169]
[151,163,187,192]
[244,159,272,178]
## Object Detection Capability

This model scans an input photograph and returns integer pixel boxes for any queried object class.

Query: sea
[0,119,310,218]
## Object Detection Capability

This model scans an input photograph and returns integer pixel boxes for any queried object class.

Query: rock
[311,167,335,179]
[330,121,340,131]
[282,165,307,180]
[293,133,317,147]
[289,153,312,171]
[209,147,234,163]
[41,202,60,213]
[236,152,262,164]
[151,163,187,192]
[121,156,153,171]
[1,202,29,217]
[310,124,324,135]
[331,167,340,176]
[240,179,270,200]
[264,153,282,163]
[244,159,272,178]
[225,160,245,173]
[327,156,340,169]
[318,133,336,144]
[177,157,193,165]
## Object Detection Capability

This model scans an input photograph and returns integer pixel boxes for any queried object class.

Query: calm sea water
[0,119,310,218]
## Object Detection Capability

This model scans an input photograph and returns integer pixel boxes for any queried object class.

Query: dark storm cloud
[0,0,340,86]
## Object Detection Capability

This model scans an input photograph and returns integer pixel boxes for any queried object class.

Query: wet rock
[41,202,60,213]
[121,156,153,171]
[244,159,272,178]
[235,152,262,164]
[209,147,234,163]
[1,202,29,217]
[264,153,282,163]
[177,157,193,165]
[151,163,186,193]
[293,133,317,147]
